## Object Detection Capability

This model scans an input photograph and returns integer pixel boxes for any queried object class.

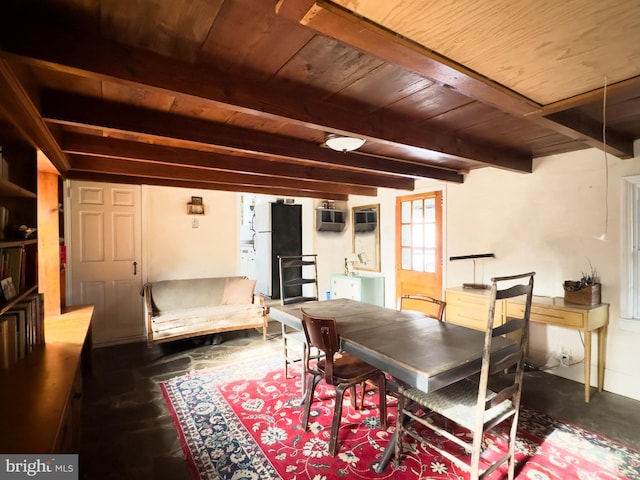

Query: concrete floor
[79,325,640,479]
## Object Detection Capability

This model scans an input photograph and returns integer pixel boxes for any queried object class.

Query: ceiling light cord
[600,76,609,240]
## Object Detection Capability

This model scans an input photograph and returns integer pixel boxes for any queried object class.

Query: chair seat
[316,353,381,382]
[402,379,514,431]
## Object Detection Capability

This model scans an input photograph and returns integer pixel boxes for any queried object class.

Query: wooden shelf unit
[279,254,319,305]
[316,208,345,232]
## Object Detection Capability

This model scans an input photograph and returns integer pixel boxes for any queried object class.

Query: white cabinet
[330,274,384,306]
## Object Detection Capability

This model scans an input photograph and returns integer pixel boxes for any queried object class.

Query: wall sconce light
[187,196,205,215]
[325,133,365,152]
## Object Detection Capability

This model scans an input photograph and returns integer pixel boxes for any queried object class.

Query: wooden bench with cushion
[143,276,268,347]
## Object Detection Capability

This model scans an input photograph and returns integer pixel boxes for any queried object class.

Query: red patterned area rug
[161,357,640,479]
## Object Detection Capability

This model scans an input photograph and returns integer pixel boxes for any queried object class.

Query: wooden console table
[0,305,93,453]
[445,287,608,402]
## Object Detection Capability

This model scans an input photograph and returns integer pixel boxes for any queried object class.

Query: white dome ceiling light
[324,133,365,152]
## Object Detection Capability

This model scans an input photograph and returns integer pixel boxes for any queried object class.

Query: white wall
[440,145,640,400]
[143,186,239,281]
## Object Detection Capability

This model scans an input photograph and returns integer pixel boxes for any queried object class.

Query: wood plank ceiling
[0,0,638,200]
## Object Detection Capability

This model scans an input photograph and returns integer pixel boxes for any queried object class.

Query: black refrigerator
[254,202,302,299]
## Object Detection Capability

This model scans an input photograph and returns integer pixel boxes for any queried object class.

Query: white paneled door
[68,181,144,346]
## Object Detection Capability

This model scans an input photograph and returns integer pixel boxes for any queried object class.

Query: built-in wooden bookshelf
[0,143,40,361]
[0,139,89,453]
[0,139,38,315]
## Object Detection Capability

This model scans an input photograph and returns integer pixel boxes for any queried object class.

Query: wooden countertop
[446,287,608,310]
[0,305,93,453]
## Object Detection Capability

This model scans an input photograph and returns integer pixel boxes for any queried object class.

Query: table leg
[375,427,398,473]
[597,324,607,392]
[584,330,591,403]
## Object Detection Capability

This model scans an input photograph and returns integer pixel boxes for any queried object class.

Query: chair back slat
[489,351,522,375]
[492,317,526,337]
[486,383,519,409]
[495,284,530,300]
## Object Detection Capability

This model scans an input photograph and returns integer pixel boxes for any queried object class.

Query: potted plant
[563,259,601,306]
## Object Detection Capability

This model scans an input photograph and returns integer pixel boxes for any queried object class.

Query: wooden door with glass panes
[395,191,443,315]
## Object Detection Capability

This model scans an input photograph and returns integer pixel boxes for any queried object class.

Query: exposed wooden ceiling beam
[275,0,635,159]
[61,133,411,191]
[69,153,367,197]
[539,76,640,115]
[0,20,529,172]
[0,59,69,172]
[543,110,634,158]
[66,170,348,200]
[42,91,463,183]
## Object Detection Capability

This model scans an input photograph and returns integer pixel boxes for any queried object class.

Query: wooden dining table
[269,298,518,472]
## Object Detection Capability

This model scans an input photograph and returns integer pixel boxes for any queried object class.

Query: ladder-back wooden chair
[394,272,535,480]
[397,294,446,321]
[300,308,387,456]
[278,254,321,395]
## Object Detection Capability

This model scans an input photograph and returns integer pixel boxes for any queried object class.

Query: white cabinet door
[331,276,361,301]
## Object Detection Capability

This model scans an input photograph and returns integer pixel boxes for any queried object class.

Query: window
[400,196,439,273]
[621,175,640,322]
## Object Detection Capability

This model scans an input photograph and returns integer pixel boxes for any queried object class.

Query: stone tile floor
[80,324,640,479]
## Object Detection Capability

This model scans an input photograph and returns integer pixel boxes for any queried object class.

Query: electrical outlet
[192,218,199,228]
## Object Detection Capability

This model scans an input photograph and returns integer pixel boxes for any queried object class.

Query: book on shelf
[0,319,10,369]
[24,293,45,346]
[0,313,19,368]
[11,300,35,352]
[5,314,17,365]
[3,294,45,361]
[6,308,26,359]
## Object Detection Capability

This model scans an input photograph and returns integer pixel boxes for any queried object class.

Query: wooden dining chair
[397,294,446,321]
[394,272,535,480]
[300,308,387,456]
